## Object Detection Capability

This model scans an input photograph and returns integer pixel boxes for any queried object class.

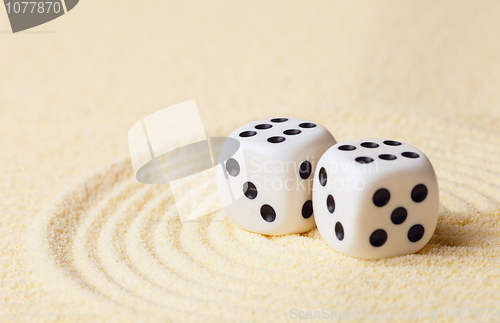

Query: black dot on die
[239,130,257,138]
[301,200,313,219]
[355,156,374,164]
[402,151,420,159]
[319,167,327,186]
[260,204,276,222]
[411,184,428,203]
[243,182,257,199]
[383,140,402,146]
[338,145,356,151]
[299,122,316,128]
[408,224,425,242]
[361,142,379,148]
[391,207,407,225]
[299,161,312,179]
[379,154,397,161]
[267,136,286,144]
[225,158,240,177]
[271,118,288,123]
[370,229,388,247]
[284,129,301,135]
[255,124,272,130]
[326,195,335,213]
[335,222,344,241]
[373,188,390,207]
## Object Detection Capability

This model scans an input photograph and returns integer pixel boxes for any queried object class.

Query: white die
[217,117,336,235]
[313,139,439,259]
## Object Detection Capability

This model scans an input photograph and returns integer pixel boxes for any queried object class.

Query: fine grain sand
[2,1,500,322]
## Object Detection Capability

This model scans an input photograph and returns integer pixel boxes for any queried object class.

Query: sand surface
[2,1,500,322]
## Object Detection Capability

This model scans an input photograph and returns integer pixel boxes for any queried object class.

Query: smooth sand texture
[2,1,500,322]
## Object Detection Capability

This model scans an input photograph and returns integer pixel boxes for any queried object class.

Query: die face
[313,139,439,259]
[218,146,314,235]
[218,117,336,235]
[319,139,435,183]
[315,172,439,259]
[230,117,334,158]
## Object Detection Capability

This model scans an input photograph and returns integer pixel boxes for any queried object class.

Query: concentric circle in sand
[32,109,500,322]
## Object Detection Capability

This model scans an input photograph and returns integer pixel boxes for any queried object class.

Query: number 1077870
[5,2,62,14]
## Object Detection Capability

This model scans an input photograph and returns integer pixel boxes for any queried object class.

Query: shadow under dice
[313,139,439,259]
[217,117,336,235]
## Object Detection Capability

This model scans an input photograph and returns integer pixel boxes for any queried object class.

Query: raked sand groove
[29,110,500,322]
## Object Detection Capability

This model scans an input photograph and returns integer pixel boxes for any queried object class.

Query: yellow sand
[2,1,500,322]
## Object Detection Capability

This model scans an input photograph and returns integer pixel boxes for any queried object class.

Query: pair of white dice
[217,118,439,259]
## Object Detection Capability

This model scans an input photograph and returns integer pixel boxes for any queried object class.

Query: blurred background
[2,0,499,175]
